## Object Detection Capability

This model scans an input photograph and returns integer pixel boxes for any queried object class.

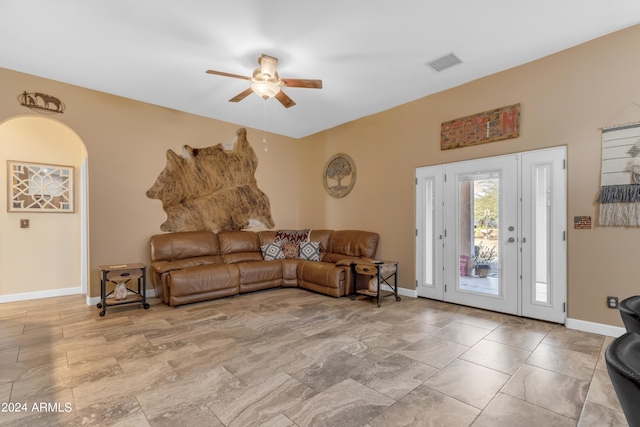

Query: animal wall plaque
[146,128,275,232]
[19,91,66,114]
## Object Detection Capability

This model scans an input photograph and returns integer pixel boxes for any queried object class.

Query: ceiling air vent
[426,53,462,72]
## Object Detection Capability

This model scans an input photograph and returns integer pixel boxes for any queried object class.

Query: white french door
[416,147,566,323]
[444,155,519,314]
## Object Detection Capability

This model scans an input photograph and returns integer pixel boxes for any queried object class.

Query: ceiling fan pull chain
[262,102,268,152]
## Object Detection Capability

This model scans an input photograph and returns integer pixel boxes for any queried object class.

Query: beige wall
[0,117,85,296]
[0,69,301,299]
[299,25,640,327]
[1,24,639,327]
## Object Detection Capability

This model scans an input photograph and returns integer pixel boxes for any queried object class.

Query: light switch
[20,219,29,228]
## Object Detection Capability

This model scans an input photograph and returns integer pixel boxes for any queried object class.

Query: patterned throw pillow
[274,229,311,244]
[260,243,285,261]
[282,242,300,259]
[299,241,320,261]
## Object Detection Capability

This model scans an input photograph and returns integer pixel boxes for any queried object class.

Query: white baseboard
[565,317,626,338]
[397,287,418,298]
[0,287,82,304]
[379,284,418,298]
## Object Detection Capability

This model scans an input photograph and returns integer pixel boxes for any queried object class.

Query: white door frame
[81,156,90,302]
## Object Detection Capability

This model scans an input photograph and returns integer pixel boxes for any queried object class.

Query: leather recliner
[619,296,640,334]
[605,332,640,427]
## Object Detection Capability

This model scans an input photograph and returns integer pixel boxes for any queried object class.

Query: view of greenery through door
[459,176,500,295]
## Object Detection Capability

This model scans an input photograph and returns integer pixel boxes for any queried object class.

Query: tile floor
[0,288,629,426]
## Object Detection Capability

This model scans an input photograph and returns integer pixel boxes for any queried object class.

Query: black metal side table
[350,260,400,307]
[97,263,149,316]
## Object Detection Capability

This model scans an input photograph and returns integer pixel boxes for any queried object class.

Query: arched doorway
[0,116,89,302]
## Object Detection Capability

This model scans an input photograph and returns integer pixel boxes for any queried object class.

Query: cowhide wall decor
[146,128,275,232]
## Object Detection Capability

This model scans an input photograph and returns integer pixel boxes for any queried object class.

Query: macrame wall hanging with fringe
[598,112,640,226]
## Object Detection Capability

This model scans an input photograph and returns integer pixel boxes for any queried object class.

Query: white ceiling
[2,1,640,138]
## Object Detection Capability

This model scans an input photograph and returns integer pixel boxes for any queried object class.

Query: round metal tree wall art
[323,153,356,198]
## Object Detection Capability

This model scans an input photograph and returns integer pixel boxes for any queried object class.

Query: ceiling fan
[206,54,322,108]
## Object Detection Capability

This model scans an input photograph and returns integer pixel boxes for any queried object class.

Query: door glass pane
[424,178,435,287]
[534,164,551,303]
[458,172,500,296]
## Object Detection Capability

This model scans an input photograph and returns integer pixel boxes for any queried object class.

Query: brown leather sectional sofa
[149,229,379,307]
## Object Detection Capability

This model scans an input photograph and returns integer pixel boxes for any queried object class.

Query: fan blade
[275,90,296,108]
[281,78,323,89]
[259,54,278,79]
[229,87,254,103]
[206,70,251,81]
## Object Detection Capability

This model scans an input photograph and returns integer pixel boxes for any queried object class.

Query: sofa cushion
[237,260,283,293]
[308,229,332,261]
[299,280,342,298]
[257,230,278,246]
[219,231,263,264]
[299,241,320,261]
[261,242,285,261]
[308,230,332,252]
[325,230,379,261]
[237,260,283,285]
[151,255,221,274]
[282,259,298,284]
[150,231,220,262]
[168,264,239,297]
[297,261,344,290]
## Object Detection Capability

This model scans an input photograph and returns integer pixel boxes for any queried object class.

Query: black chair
[605,332,640,427]
[620,296,640,333]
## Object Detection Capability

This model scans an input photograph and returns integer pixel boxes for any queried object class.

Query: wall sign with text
[440,103,520,150]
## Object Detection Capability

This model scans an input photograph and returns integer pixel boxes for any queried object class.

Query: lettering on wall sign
[440,103,520,150]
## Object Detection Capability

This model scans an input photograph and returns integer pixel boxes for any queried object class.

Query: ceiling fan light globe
[251,81,280,99]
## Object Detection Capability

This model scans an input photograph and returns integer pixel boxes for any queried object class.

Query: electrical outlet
[607,296,619,309]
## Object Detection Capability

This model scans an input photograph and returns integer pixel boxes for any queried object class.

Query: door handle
[508,237,515,243]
